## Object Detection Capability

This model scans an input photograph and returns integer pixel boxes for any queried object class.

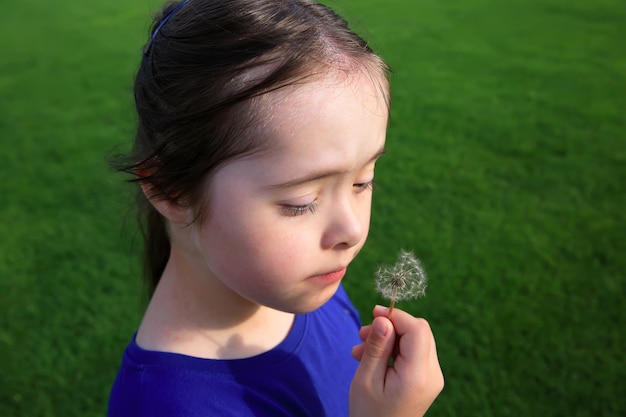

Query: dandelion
[375,250,427,317]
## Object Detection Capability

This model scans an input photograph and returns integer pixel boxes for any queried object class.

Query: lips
[309,267,347,284]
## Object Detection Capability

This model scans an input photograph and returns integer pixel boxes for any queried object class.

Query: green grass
[2,0,625,416]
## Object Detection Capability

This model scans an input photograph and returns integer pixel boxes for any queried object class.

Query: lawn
[1,0,624,416]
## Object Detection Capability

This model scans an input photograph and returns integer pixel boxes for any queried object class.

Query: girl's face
[191,70,388,314]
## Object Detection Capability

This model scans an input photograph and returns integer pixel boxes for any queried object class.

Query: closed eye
[280,201,319,217]
[353,180,376,192]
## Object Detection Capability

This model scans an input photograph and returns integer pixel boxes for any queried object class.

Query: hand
[349,305,444,417]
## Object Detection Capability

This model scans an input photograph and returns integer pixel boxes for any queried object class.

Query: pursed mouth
[309,267,347,282]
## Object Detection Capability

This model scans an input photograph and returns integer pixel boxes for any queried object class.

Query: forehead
[259,69,388,151]
[267,68,388,122]
[212,70,389,187]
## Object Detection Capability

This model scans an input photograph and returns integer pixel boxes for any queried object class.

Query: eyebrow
[264,146,386,189]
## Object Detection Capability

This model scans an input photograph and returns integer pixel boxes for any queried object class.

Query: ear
[140,181,193,225]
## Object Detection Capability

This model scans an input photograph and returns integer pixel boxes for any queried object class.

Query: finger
[394,318,443,399]
[353,312,388,361]
[372,305,390,318]
[359,324,372,342]
[352,316,395,388]
[385,311,436,379]
[378,306,429,339]
[359,305,392,340]
[351,342,365,361]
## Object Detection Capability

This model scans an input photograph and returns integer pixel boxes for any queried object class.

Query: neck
[136,246,295,359]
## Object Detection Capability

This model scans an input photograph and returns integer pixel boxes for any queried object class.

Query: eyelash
[280,180,376,217]
[280,202,319,217]
[354,180,376,192]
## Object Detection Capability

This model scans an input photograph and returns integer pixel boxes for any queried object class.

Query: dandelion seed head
[375,250,427,302]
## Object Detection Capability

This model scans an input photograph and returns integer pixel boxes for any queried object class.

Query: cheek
[365,200,373,227]
[243,220,316,273]
[358,193,373,227]
[202,205,314,280]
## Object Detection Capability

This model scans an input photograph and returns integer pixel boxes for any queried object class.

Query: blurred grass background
[1,0,624,416]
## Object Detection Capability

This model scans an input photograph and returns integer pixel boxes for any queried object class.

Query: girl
[108,0,444,416]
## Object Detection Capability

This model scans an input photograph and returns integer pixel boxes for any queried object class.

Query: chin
[282,283,341,315]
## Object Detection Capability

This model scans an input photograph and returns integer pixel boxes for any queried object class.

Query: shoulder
[107,346,256,417]
[108,333,331,417]
[108,336,224,416]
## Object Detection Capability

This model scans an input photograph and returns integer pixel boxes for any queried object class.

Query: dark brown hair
[115,0,390,294]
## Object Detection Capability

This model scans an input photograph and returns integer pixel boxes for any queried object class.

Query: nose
[320,196,368,250]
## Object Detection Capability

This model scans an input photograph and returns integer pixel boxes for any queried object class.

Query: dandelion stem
[387,287,398,318]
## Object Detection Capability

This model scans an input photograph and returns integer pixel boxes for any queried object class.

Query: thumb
[354,316,395,387]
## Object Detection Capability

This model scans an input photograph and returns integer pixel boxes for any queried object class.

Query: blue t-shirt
[108,285,362,416]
